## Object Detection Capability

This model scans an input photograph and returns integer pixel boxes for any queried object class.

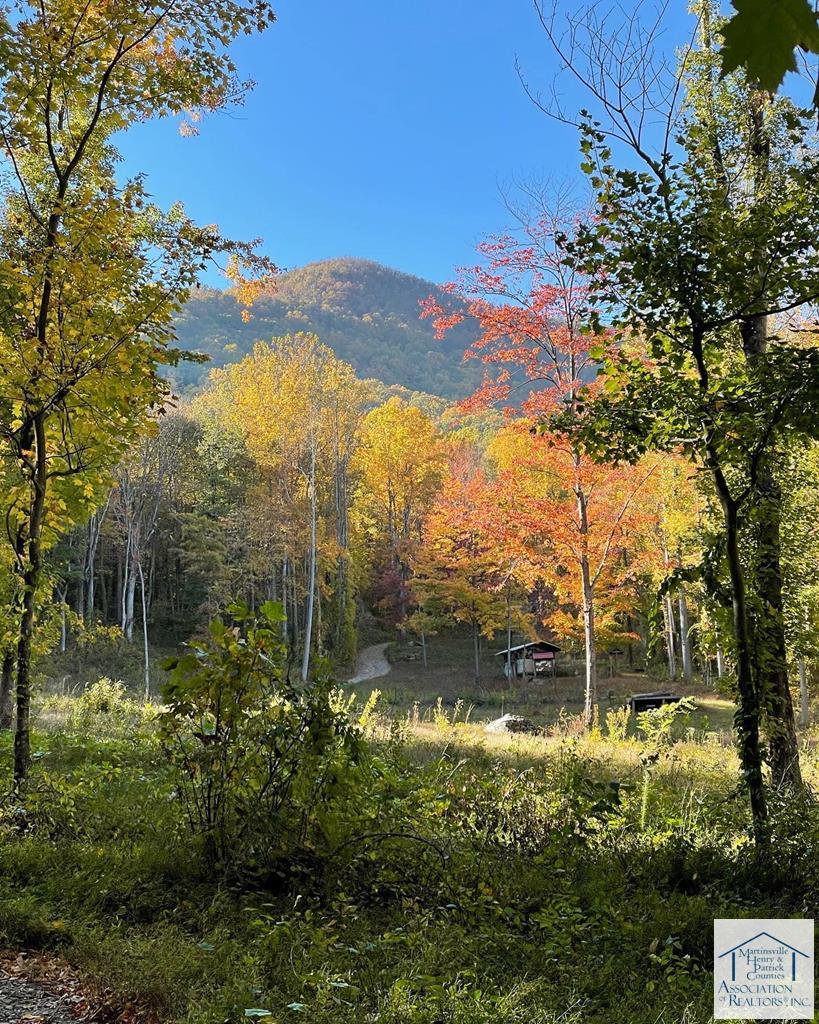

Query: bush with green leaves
[159,600,368,868]
[66,677,156,737]
[604,704,632,742]
[637,698,696,751]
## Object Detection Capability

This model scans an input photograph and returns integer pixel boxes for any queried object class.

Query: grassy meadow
[1,633,816,1024]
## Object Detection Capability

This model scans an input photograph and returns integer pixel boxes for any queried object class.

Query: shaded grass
[0,708,817,1024]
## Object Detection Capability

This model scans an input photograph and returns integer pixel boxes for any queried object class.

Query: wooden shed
[628,691,681,714]
[495,640,562,679]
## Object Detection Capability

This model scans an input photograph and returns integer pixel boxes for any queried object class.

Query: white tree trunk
[799,657,809,728]
[120,532,131,634]
[124,567,136,642]
[716,646,724,679]
[84,497,109,623]
[678,592,693,682]
[663,595,677,680]
[581,556,596,729]
[138,560,150,700]
[301,437,317,682]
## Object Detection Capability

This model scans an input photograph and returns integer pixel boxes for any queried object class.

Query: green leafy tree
[160,600,366,868]
[541,0,819,838]
[0,0,274,788]
[780,442,819,724]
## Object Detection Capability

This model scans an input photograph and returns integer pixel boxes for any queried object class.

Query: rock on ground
[484,713,541,735]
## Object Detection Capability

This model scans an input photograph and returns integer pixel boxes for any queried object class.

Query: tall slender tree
[535,0,819,835]
[0,0,275,787]
[424,208,658,725]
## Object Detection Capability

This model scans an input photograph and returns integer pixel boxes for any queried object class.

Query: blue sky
[118,0,692,286]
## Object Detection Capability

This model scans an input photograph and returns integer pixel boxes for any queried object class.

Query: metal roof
[494,641,562,656]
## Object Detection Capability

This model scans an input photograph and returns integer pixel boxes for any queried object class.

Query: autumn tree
[536,0,819,835]
[487,422,659,716]
[412,466,511,685]
[0,0,275,787]
[628,459,707,682]
[351,397,444,628]
[199,334,370,677]
[424,209,659,726]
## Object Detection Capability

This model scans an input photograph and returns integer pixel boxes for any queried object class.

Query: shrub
[605,704,632,742]
[159,600,369,869]
[67,678,155,737]
[547,709,586,738]
[637,697,696,750]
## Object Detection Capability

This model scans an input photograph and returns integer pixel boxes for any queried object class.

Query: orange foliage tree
[423,209,661,724]
[411,455,527,684]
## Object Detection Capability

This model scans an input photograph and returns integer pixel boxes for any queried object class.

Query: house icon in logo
[719,932,810,982]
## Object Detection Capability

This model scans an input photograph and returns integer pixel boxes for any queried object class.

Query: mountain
[171,257,484,397]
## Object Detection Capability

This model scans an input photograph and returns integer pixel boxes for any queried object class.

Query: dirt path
[348,642,392,684]
[0,970,79,1023]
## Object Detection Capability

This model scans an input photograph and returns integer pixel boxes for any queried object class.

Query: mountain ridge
[171,257,483,398]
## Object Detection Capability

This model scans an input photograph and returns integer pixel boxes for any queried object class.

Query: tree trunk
[472,617,481,685]
[751,462,802,789]
[0,649,14,730]
[716,646,724,679]
[720,484,768,842]
[138,560,150,700]
[85,522,96,621]
[334,448,350,656]
[678,592,693,683]
[115,544,124,629]
[576,472,597,730]
[581,555,596,729]
[301,437,317,683]
[506,582,513,682]
[281,559,290,643]
[124,565,136,642]
[290,559,300,648]
[799,657,809,729]
[59,591,67,653]
[14,414,48,791]
[663,595,678,680]
[740,86,802,791]
[738,323,802,789]
[73,552,84,621]
[119,531,130,635]
[99,548,110,623]
[84,500,110,625]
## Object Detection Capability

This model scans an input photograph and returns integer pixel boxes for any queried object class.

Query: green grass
[355,629,733,744]
[0,696,817,1024]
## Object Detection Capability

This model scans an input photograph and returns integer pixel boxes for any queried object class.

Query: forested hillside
[173,258,485,397]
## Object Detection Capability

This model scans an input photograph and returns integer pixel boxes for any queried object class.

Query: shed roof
[494,640,562,657]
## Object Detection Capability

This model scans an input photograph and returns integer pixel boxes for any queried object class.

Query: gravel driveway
[348,642,392,683]
[0,969,79,1023]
